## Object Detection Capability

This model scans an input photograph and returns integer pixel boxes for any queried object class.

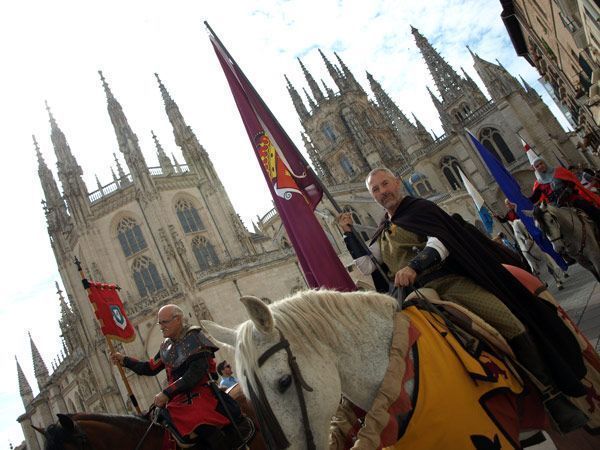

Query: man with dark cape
[339,168,588,433]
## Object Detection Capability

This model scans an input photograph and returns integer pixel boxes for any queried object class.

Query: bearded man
[338,167,588,433]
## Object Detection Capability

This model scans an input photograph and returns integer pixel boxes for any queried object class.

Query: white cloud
[0,0,569,445]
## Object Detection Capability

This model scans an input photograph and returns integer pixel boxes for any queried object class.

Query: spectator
[217,361,238,389]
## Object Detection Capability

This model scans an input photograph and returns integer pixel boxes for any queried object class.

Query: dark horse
[35,384,267,450]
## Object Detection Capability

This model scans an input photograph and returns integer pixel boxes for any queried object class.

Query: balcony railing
[88,164,190,204]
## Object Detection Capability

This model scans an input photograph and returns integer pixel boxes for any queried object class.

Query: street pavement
[548,263,600,351]
[529,263,599,449]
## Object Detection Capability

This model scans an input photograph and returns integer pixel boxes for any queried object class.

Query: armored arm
[123,352,164,376]
[407,237,449,275]
[162,351,211,399]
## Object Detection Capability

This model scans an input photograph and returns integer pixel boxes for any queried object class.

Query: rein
[247,328,315,450]
[133,410,159,450]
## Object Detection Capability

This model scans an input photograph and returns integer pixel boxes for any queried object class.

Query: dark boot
[223,415,256,449]
[509,333,588,434]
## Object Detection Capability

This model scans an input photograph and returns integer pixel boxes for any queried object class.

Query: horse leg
[545,255,565,290]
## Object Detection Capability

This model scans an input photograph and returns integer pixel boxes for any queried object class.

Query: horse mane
[532,205,548,234]
[236,289,396,376]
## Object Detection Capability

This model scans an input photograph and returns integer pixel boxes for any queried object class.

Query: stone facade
[15,29,589,449]
[500,0,600,141]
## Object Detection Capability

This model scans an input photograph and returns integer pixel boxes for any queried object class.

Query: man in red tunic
[112,304,245,449]
[530,156,600,224]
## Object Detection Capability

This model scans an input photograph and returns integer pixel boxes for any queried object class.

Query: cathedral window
[175,199,205,233]
[480,128,515,164]
[117,217,147,257]
[322,123,338,143]
[440,156,463,191]
[340,155,356,177]
[132,256,164,297]
[192,236,220,271]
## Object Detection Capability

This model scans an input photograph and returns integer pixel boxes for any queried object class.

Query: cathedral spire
[366,71,424,151]
[16,356,33,406]
[285,74,309,119]
[321,79,335,98]
[470,52,521,100]
[99,71,155,195]
[319,49,345,91]
[29,331,49,387]
[34,134,65,216]
[113,153,127,180]
[334,52,363,92]
[411,26,465,102]
[151,130,174,175]
[155,73,217,182]
[302,87,318,111]
[297,57,325,103]
[427,86,454,134]
[44,102,91,227]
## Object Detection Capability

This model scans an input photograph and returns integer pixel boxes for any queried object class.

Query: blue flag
[466,130,568,270]
[478,205,494,236]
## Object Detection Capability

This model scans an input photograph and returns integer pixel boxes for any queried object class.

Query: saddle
[153,400,256,449]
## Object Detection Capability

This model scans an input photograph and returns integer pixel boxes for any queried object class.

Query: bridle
[541,207,587,256]
[245,328,315,450]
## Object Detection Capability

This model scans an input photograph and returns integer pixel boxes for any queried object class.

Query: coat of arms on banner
[256,131,303,200]
[110,305,127,330]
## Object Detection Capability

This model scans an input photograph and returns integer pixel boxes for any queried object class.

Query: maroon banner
[88,282,135,342]
[209,30,356,291]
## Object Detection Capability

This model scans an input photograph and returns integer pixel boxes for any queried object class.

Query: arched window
[480,128,515,164]
[322,123,337,143]
[192,236,220,271]
[117,217,147,257]
[132,256,164,297]
[340,155,356,177]
[440,156,463,191]
[175,199,205,233]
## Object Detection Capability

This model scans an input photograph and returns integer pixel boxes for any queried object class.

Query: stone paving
[547,263,600,350]
[529,263,599,450]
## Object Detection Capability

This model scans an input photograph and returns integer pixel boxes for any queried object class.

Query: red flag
[208,25,356,291]
[87,282,135,342]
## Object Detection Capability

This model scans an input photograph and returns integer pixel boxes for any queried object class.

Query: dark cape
[372,196,586,397]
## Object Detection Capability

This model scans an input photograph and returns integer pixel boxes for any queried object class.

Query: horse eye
[278,374,292,393]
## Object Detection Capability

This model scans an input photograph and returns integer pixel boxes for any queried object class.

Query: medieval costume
[122,325,241,449]
[530,157,600,224]
[344,195,588,433]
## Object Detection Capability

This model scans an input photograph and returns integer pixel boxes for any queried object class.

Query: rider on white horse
[530,156,600,225]
[338,167,588,433]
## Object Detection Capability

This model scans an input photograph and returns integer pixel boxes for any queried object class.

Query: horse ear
[240,296,274,335]
[57,413,75,432]
[201,320,236,348]
[31,424,45,435]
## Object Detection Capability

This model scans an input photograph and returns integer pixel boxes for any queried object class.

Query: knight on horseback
[529,156,600,225]
[338,167,589,434]
[111,304,254,449]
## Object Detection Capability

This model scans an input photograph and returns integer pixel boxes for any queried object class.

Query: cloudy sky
[0,0,568,445]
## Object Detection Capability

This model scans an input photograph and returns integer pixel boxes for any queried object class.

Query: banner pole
[74,257,142,414]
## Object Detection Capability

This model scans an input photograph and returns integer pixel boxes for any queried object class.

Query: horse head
[34,414,87,450]
[532,203,564,252]
[202,292,385,450]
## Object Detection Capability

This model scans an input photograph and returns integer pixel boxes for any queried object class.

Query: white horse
[532,203,600,281]
[510,219,567,289]
[202,290,582,450]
